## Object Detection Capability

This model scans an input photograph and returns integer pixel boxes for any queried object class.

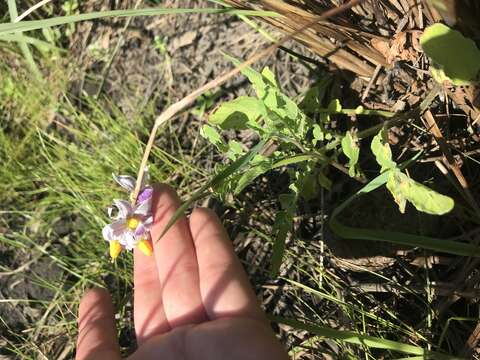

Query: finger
[150,184,207,328]
[76,288,120,360]
[133,247,170,345]
[189,208,265,321]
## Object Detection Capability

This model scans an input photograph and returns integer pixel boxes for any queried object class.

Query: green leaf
[341,132,360,178]
[274,316,463,359]
[225,140,244,160]
[224,54,270,98]
[387,170,455,215]
[156,140,267,243]
[371,129,396,172]
[271,193,296,276]
[234,156,273,194]
[300,171,319,200]
[209,96,265,130]
[327,99,342,113]
[420,23,480,85]
[261,67,278,88]
[317,169,332,190]
[330,171,478,257]
[386,170,408,213]
[312,124,324,144]
[200,124,223,147]
[299,78,331,114]
[271,211,291,277]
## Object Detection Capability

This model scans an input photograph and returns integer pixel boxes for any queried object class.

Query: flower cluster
[102,171,154,259]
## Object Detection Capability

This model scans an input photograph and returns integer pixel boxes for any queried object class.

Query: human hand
[76,185,289,360]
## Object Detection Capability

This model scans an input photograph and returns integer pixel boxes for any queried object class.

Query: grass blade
[273,316,463,359]
[6,0,42,79]
[0,8,279,35]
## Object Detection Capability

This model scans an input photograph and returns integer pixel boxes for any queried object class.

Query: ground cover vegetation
[1,0,480,358]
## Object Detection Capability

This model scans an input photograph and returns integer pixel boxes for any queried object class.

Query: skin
[76,184,290,360]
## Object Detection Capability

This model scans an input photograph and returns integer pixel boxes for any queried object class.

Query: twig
[130,0,365,203]
[14,0,53,22]
[361,64,382,102]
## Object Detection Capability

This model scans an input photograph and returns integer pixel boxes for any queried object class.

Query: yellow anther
[126,217,140,230]
[138,239,153,256]
[109,240,122,260]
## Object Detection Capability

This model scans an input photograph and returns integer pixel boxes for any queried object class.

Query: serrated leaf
[420,23,480,85]
[341,132,360,178]
[209,96,265,130]
[371,129,397,172]
[386,170,455,215]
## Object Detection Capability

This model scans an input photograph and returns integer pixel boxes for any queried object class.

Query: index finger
[189,207,265,321]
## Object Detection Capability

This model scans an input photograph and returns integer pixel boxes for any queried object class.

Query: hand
[76,185,289,360]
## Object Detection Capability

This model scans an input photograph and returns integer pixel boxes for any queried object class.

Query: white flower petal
[112,199,133,219]
[102,224,114,241]
[134,200,151,217]
[119,232,138,251]
[113,174,136,192]
[102,221,127,242]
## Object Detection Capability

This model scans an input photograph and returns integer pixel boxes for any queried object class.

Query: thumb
[76,288,121,360]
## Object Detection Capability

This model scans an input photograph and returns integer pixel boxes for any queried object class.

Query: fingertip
[189,207,265,321]
[151,184,180,211]
[190,207,226,239]
[79,288,112,323]
[76,288,120,360]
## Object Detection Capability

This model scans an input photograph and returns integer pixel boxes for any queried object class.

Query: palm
[76,185,288,360]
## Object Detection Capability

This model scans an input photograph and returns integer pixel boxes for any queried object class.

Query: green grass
[0,51,209,357]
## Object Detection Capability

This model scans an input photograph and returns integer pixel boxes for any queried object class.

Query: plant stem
[131,0,365,203]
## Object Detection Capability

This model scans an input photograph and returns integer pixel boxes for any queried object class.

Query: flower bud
[109,240,122,259]
[138,239,153,256]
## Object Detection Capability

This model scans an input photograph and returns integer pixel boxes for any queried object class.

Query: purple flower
[113,168,153,205]
[102,199,153,250]
[103,169,154,257]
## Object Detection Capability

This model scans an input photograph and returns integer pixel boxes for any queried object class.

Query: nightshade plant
[199,56,471,275]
